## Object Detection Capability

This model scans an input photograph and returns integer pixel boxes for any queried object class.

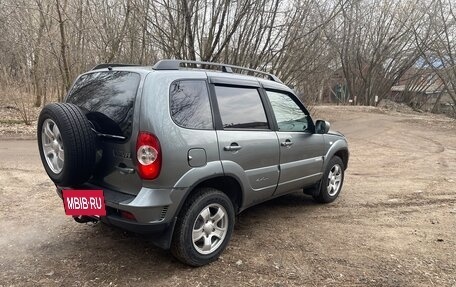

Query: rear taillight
[136,132,161,180]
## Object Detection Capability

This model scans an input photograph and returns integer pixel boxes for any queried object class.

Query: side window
[215,86,269,129]
[266,90,310,132]
[170,80,213,129]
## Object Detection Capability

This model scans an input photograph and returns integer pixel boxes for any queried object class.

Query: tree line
[0,0,455,113]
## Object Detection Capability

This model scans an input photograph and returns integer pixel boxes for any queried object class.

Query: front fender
[323,137,349,171]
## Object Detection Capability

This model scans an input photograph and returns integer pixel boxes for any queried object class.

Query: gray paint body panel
[216,130,280,207]
[274,132,325,195]
[61,67,349,249]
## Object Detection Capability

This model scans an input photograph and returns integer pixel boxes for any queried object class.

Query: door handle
[224,144,242,151]
[280,139,293,147]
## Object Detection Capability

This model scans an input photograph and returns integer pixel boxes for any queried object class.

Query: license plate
[62,190,106,216]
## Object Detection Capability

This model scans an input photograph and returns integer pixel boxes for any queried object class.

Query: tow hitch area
[73,215,99,224]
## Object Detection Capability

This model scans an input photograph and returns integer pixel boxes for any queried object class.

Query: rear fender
[171,160,248,218]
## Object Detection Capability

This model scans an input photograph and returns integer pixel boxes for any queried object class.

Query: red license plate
[62,190,106,216]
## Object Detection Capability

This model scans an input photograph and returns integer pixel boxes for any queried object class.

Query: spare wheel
[37,103,96,186]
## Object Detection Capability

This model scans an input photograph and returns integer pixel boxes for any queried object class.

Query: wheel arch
[334,148,349,170]
[175,175,244,218]
[324,139,349,171]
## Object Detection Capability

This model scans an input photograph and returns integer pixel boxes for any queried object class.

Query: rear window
[67,71,140,138]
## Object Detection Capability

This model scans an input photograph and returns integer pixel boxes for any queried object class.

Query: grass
[0,119,25,125]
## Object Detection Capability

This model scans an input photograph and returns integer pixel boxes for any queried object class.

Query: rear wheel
[37,103,96,186]
[171,188,235,266]
[314,156,345,203]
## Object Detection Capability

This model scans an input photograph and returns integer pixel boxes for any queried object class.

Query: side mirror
[315,120,330,134]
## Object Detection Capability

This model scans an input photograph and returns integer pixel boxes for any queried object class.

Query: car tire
[171,188,235,266]
[314,156,345,203]
[37,103,96,186]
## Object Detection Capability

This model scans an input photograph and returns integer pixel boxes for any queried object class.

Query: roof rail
[91,63,139,70]
[152,59,282,83]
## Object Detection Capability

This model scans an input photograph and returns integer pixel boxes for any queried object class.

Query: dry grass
[0,83,41,137]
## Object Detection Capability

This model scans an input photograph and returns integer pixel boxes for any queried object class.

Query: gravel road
[0,107,455,286]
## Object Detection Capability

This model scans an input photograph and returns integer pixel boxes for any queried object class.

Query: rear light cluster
[136,132,161,180]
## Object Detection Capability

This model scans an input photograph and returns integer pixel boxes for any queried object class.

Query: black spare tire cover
[37,103,96,186]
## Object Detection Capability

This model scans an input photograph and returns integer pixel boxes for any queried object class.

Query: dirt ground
[0,106,455,287]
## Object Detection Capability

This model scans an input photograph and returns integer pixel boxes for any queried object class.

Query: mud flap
[303,181,322,197]
[150,217,177,250]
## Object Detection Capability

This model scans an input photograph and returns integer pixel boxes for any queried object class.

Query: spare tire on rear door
[37,103,96,186]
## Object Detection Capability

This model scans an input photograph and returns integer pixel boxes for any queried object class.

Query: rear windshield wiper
[90,128,126,140]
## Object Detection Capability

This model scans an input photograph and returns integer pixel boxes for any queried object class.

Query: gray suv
[37,60,349,266]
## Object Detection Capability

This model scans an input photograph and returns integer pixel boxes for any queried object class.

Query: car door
[264,90,325,196]
[210,79,280,207]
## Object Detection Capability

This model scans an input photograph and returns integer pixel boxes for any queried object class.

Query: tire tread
[314,156,344,204]
[37,103,96,186]
[171,188,234,266]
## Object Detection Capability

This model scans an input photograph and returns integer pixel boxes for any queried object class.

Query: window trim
[210,83,272,131]
[208,77,261,87]
[168,79,215,131]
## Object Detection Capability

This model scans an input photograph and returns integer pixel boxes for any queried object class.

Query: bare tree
[0,0,454,119]
[328,0,427,105]
[55,0,71,92]
[413,0,456,116]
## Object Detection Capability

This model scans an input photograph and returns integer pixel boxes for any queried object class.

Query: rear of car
[56,68,222,247]
[58,68,178,237]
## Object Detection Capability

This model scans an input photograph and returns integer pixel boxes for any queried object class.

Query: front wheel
[171,188,235,266]
[314,156,345,203]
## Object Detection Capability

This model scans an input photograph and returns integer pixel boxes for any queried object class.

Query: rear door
[264,90,325,196]
[210,79,280,207]
[66,70,143,195]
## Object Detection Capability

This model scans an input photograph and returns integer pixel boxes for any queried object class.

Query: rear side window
[214,86,269,129]
[170,80,213,129]
[67,71,140,138]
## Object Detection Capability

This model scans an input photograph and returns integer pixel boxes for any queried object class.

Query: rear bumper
[55,184,181,249]
[99,215,169,233]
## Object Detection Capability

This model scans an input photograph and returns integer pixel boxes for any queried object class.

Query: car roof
[87,61,293,93]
